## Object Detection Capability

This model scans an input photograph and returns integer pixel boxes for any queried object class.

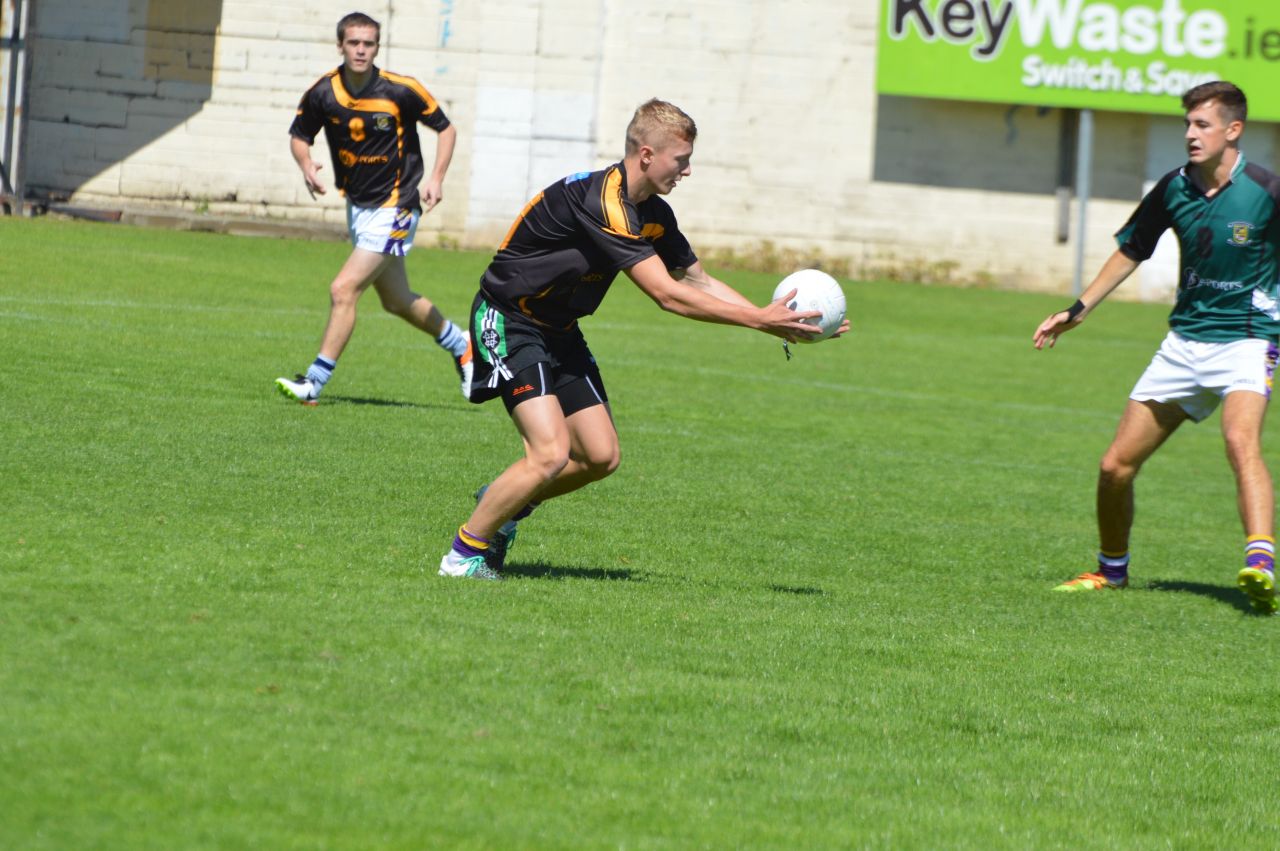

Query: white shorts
[1130,331,1278,422]
[346,203,419,256]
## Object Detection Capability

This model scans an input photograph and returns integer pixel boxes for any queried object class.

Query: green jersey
[1115,153,1280,343]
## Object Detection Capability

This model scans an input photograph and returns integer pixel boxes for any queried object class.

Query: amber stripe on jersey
[498,192,546,252]
[380,69,442,117]
[599,167,640,240]
[326,76,405,208]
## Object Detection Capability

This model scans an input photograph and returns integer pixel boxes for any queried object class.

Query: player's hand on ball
[763,288,823,341]
[771,270,848,343]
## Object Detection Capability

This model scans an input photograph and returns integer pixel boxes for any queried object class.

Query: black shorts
[467,290,609,416]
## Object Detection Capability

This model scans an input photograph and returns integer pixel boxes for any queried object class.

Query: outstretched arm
[675,261,851,338]
[672,261,756,307]
[1033,250,1139,350]
[627,255,820,340]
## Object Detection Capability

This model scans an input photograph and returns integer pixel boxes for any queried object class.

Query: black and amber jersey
[479,163,698,330]
[290,64,450,211]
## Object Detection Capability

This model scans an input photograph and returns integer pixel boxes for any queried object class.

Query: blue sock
[305,355,336,388]
[435,320,468,359]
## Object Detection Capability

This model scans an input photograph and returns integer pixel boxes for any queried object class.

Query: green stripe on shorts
[474,298,507,364]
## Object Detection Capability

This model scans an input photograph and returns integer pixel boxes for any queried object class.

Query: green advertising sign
[877,0,1280,120]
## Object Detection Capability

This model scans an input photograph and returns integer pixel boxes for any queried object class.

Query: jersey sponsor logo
[1228,221,1255,246]
[1184,268,1244,292]
[511,383,536,396]
[338,149,391,167]
[580,273,606,282]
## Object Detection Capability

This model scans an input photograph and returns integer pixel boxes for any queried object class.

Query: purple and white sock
[1245,536,1275,576]
[1097,551,1129,584]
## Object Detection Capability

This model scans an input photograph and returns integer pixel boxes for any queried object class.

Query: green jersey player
[1035,81,1280,614]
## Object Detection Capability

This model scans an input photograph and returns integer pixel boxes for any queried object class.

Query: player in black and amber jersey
[275,11,471,405]
[475,165,697,333]
[437,99,849,580]
[289,50,450,212]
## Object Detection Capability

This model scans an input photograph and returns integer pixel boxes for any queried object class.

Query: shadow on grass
[503,561,644,582]
[324,394,465,411]
[1146,579,1258,615]
[770,584,825,596]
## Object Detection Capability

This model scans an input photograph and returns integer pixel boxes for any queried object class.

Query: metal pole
[1054,108,1078,244]
[1072,108,1094,296]
[1,0,25,198]
[10,0,31,214]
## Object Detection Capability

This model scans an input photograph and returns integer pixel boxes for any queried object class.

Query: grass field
[3,216,1279,849]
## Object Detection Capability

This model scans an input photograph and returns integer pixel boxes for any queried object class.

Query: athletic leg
[1097,398,1188,553]
[371,257,446,337]
[1221,389,1273,538]
[318,247,390,361]
[372,257,471,395]
[439,394,569,579]
[1056,399,1186,590]
[467,394,572,540]
[1223,389,1277,613]
[532,403,620,501]
[276,247,387,403]
[465,403,619,573]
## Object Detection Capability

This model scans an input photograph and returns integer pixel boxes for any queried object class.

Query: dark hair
[337,11,380,44]
[1182,80,1247,124]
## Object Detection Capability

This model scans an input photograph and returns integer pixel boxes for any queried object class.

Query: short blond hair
[625,99,697,155]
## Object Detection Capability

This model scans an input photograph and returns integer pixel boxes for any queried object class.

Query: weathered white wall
[13,0,1280,296]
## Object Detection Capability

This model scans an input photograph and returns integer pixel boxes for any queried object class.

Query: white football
[772,269,847,342]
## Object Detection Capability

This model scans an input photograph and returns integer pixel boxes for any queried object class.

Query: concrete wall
[10,0,1280,297]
